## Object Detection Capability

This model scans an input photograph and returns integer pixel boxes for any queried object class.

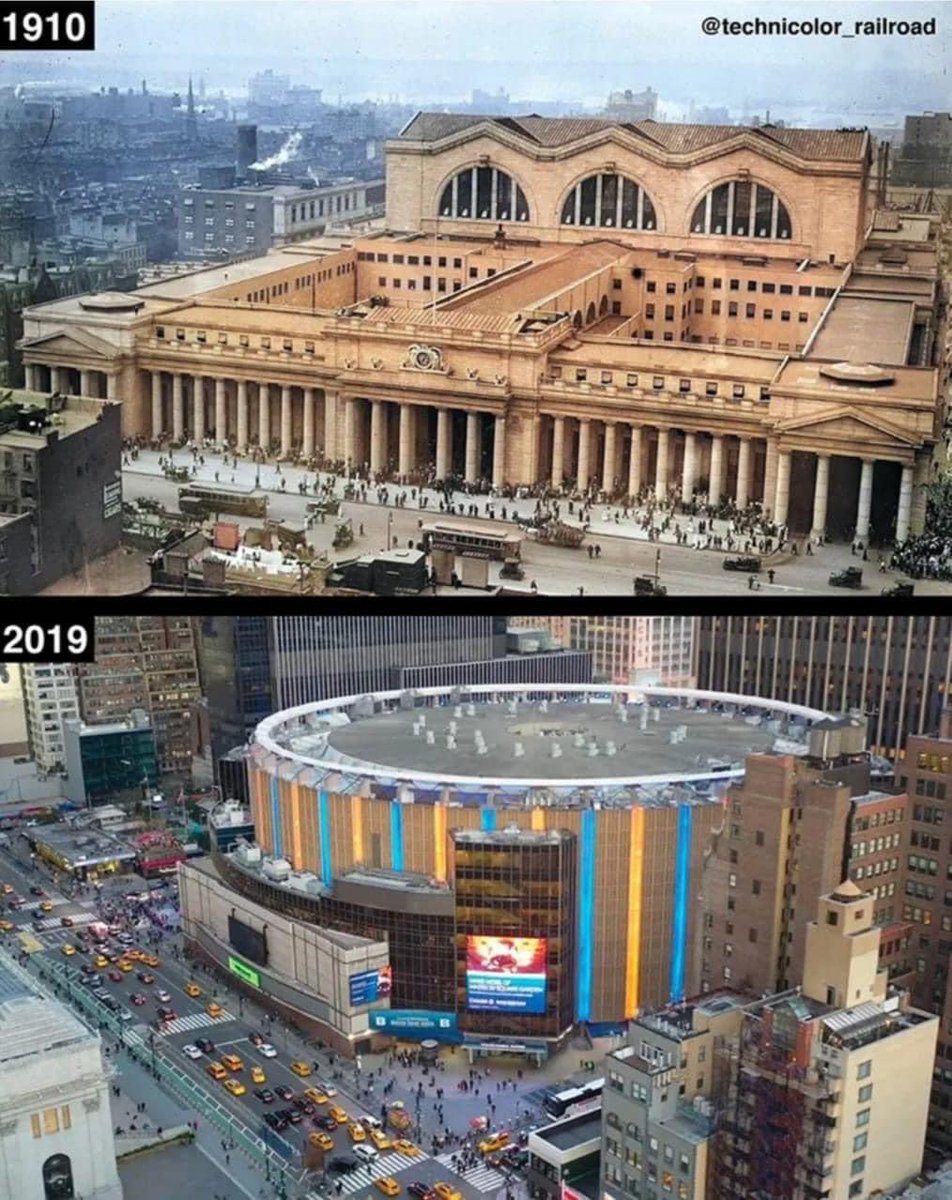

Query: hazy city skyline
[2,0,948,124]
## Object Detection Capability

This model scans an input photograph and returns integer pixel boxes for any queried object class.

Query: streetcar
[177,482,268,519]
[421,520,521,562]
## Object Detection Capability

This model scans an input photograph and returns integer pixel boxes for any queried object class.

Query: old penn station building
[20,113,945,541]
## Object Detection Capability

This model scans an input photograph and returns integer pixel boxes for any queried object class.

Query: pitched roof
[398,113,869,163]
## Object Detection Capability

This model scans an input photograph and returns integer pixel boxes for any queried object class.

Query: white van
[358,1115,383,1131]
[353,1144,379,1164]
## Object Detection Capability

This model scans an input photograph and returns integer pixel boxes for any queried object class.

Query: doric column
[192,376,205,442]
[279,385,292,456]
[172,373,184,441]
[236,379,249,450]
[763,437,779,513]
[323,389,337,461]
[344,397,356,466]
[492,415,506,489]
[399,404,415,476]
[151,371,163,437]
[895,463,914,542]
[302,388,315,457]
[50,365,64,393]
[79,369,93,397]
[551,416,565,489]
[24,363,37,391]
[370,400,385,473]
[811,453,830,539]
[215,378,226,442]
[774,451,791,526]
[655,428,670,500]
[628,425,642,499]
[855,458,874,541]
[602,422,617,494]
[465,412,481,482]
[577,419,591,491]
[709,434,725,504]
[735,437,751,508]
[681,431,697,504]
[258,383,271,450]
[436,408,451,479]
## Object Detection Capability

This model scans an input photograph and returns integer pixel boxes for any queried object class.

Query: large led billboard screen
[465,936,547,1014]
[228,914,268,966]
[349,965,393,1007]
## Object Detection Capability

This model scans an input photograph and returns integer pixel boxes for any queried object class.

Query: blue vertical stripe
[391,801,405,872]
[480,807,497,832]
[318,790,332,885]
[669,804,693,1003]
[576,809,596,1021]
[270,776,282,859]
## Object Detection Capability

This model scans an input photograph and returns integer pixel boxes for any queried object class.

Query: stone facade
[18,114,943,542]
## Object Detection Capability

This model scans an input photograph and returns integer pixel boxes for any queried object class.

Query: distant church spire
[186,75,197,141]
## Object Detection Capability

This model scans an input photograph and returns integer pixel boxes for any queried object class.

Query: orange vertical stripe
[352,794,364,865]
[433,804,447,882]
[531,807,545,831]
[626,805,645,1017]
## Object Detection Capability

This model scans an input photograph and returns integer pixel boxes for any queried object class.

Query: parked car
[722,555,761,573]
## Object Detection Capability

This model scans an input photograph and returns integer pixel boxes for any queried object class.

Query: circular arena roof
[252,685,833,799]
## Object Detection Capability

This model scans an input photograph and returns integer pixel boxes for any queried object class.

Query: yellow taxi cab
[309,1131,334,1152]
[304,1087,328,1106]
[0,919,14,932]
[375,1179,401,1198]
[206,1002,223,1019]
[370,1129,392,1151]
[125,949,144,961]
[290,1060,312,1078]
[206,1062,228,1081]
[392,1140,419,1157]
[95,954,109,968]
[221,1053,244,1072]
[60,944,76,956]
[328,1105,349,1125]
[184,982,201,998]
[142,954,160,968]
[250,1066,266,1084]
[39,901,53,912]
[347,1122,366,1143]
[117,959,133,972]
[478,1133,510,1156]
[223,1078,246,1097]
[433,1185,462,1200]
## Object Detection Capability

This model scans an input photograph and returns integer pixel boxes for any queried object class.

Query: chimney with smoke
[237,124,258,176]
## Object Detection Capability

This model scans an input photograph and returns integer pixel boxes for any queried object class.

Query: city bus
[543,1077,604,1120]
[178,482,268,519]
[421,520,521,562]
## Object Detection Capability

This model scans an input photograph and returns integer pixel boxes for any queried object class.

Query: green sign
[228,956,260,987]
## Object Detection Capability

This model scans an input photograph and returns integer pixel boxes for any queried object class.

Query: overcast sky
[3,0,948,120]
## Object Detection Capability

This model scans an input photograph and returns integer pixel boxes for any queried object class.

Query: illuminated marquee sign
[228,955,261,987]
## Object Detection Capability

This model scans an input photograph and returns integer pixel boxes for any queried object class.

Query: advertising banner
[369,1010,458,1040]
[466,935,547,1014]
[349,964,393,1007]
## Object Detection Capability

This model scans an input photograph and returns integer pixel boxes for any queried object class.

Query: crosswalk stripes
[159,1010,232,1035]
[434,1153,506,1194]
[332,1151,431,1196]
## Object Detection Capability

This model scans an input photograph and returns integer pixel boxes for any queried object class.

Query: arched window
[43,1154,74,1200]
[690,181,792,239]
[438,167,529,222]
[560,174,657,230]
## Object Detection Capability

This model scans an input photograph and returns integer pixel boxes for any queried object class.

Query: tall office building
[510,616,695,686]
[693,717,899,998]
[893,708,952,1161]
[696,615,952,760]
[712,884,937,1200]
[20,664,79,772]
[77,616,201,778]
[198,615,591,773]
